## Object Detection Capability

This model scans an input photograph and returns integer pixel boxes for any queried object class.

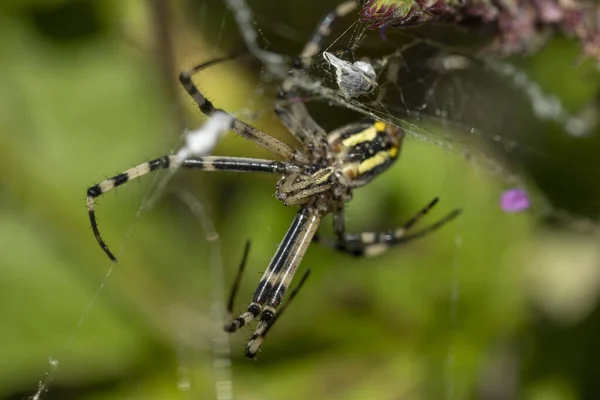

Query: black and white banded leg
[179,58,308,163]
[248,268,311,358]
[224,240,312,359]
[87,155,302,261]
[314,198,461,257]
[224,206,321,359]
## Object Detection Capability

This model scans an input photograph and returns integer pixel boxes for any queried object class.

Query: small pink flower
[500,188,531,213]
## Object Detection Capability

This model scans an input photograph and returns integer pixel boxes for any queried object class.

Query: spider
[86,0,460,359]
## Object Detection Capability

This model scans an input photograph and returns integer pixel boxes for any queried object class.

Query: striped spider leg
[226,240,313,355]
[224,210,320,359]
[260,268,312,340]
[87,156,303,262]
[315,197,462,257]
[178,57,309,164]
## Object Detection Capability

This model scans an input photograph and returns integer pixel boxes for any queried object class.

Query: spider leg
[245,208,321,359]
[314,198,461,257]
[297,0,359,69]
[179,60,308,163]
[260,268,311,340]
[225,240,252,323]
[225,265,314,347]
[223,207,321,359]
[273,1,359,147]
[333,212,347,238]
[246,268,311,356]
[87,155,302,261]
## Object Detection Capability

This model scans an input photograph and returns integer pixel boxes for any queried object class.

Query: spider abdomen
[328,120,403,187]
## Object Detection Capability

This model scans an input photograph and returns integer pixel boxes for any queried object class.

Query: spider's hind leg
[314,198,461,257]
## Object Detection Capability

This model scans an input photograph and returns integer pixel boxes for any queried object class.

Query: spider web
[21,1,600,400]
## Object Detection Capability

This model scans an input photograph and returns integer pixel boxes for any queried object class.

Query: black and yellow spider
[86,0,460,359]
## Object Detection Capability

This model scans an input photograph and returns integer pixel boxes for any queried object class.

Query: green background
[1,0,600,399]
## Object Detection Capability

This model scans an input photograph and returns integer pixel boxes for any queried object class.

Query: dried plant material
[360,0,600,60]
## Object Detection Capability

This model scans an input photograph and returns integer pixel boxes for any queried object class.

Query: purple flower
[500,188,531,213]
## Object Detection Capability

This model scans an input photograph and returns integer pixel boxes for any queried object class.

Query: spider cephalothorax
[86,0,459,359]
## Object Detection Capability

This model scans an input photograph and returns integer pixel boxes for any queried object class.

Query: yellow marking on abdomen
[358,151,391,175]
[341,125,378,147]
[374,121,386,132]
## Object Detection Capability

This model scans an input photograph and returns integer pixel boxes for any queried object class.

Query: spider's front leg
[87,156,301,261]
[314,198,461,257]
[179,59,308,163]
[273,0,359,148]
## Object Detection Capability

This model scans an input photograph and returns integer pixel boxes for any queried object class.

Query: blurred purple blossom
[501,189,531,213]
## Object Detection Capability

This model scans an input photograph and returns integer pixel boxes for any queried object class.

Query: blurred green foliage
[1,1,600,399]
